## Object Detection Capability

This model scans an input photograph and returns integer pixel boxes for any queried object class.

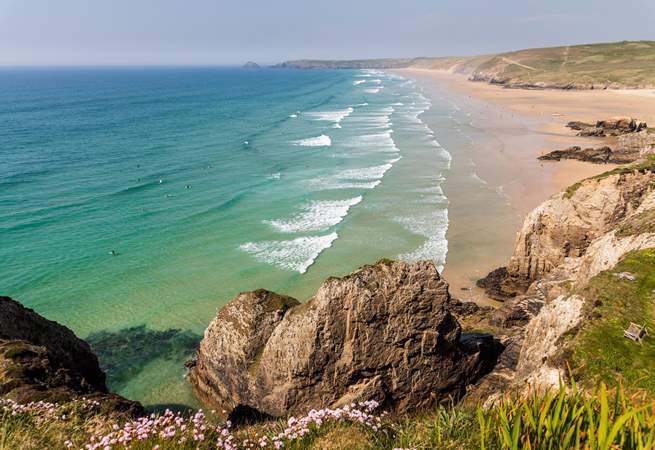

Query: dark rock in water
[243,61,260,69]
[0,296,142,415]
[538,146,614,163]
[476,267,517,301]
[189,260,501,417]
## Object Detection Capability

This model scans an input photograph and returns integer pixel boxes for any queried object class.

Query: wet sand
[396,69,655,303]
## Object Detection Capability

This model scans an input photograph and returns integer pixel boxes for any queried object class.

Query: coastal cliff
[189,260,500,417]
[4,162,655,449]
[0,296,141,415]
[187,156,655,415]
[475,156,655,396]
[278,40,655,90]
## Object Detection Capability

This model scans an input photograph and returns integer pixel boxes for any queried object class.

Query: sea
[1,67,459,409]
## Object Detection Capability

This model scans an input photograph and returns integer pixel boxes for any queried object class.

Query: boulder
[0,296,141,415]
[476,267,517,301]
[189,260,501,417]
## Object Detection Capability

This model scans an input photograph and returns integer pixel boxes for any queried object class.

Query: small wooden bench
[624,323,648,343]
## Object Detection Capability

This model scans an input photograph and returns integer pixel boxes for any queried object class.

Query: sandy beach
[399,69,655,303]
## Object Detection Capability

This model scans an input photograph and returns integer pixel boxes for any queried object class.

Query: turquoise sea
[1,67,454,408]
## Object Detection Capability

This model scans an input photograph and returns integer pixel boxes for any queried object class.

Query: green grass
[473,41,655,88]
[279,41,655,89]
[4,383,655,449]
[571,249,655,394]
[563,155,655,199]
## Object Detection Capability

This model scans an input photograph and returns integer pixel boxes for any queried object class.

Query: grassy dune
[472,41,655,89]
[279,40,655,89]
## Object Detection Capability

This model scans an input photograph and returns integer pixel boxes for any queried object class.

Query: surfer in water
[110,250,117,256]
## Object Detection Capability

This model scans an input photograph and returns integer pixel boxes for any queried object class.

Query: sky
[0,0,654,65]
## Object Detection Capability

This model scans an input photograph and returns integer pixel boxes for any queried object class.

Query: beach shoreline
[398,69,655,303]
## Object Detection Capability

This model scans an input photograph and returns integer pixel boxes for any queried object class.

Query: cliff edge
[188,260,500,417]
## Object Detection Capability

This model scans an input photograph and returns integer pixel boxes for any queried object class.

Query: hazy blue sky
[1,0,654,65]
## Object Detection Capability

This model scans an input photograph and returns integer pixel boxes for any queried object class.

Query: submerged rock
[189,260,500,417]
[0,296,141,415]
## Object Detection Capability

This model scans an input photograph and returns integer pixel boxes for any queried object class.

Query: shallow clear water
[0,67,452,408]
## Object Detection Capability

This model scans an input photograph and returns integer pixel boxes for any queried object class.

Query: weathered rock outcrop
[0,296,141,414]
[189,260,500,417]
[538,146,614,163]
[567,117,648,137]
[474,159,655,397]
[506,164,655,287]
[539,119,653,165]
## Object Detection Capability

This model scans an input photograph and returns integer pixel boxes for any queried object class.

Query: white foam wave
[396,209,449,272]
[337,164,392,180]
[364,88,382,94]
[309,179,382,190]
[471,172,488,185]
[305,107,353,124]
[289,113,298,118]
[353,80,366,85]
[292,135,332,147]
[240,233,338,274]
[265,196,362,233]
[306,163,394,190]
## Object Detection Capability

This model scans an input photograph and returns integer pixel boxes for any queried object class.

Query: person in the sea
[110,250,117,256]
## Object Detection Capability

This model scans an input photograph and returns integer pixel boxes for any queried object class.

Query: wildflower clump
[2,397,385,450]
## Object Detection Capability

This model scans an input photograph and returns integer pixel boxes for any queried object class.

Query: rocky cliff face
[506,164,655,288]
[474,159,655,397]
[189,260,500,417]
[0,296,141,414]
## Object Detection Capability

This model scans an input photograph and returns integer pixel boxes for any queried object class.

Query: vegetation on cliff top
[473,40,655,88]
[564,155,655,199]
[3,382,655,449]
[279,40,655,89]
[570,248,655,396]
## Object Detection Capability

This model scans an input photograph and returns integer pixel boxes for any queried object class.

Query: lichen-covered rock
[189,260,500,417]
[0,297,141,415]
